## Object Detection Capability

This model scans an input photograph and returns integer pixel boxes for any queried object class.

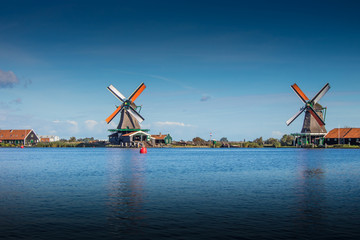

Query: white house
[39,135,60,142]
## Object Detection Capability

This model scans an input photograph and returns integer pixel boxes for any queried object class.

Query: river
[0,148,359,239]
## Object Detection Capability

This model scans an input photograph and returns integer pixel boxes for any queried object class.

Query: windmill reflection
[295,150,326,232]
[106,150,146,233]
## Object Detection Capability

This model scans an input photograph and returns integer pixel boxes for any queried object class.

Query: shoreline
[1,145,359,149]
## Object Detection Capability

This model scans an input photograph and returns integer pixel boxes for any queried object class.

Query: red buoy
[20,145,24,149]
[140,147,147,154]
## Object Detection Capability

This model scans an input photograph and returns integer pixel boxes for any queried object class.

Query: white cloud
[0,69,19,88]
[154,121,192,127]
[84,120,98,130]
[66,120,78,126]
[272,131,283,138]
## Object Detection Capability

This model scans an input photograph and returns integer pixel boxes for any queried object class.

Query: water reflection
[106,149,146,235]
[295,150,326,234]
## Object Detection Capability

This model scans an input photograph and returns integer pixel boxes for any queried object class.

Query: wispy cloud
[0,69,19,88]
[154,121,193,127]
[10,98,22,104]
[200,95,211,102]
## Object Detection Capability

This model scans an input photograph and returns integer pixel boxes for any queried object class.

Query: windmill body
[286,83,330,146]
[301,103,327,134]
[117,108,141,130]
[105,83,150,146]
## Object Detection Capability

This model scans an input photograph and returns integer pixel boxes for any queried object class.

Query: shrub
[281,134,294,146]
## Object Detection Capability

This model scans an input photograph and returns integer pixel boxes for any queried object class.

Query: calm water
[0,148,360,240]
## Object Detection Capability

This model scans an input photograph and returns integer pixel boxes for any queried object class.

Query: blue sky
[1,0,360,141]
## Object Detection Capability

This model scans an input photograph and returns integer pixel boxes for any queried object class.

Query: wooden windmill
[286,83,330,146]
[106,82,149,145]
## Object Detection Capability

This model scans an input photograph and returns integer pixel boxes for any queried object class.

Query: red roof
[122,132,133,137]
[0,129,32,140]
[344,128,360,138]
[151,134,167,140]
[325,128,360,139]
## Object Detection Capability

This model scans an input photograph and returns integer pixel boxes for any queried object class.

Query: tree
[192,137,206,146]
[78,137,94,143]
[253,137,263,146]
[220,137,228,142]
[265,138,279,145]
[280,134,294,146]
[69,136,77,142]
[265,137,281,147]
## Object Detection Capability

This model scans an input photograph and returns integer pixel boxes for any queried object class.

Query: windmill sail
[287,83,330,134]
[105,83,146,126]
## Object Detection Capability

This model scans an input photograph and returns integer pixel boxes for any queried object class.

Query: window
[31,134,34,137]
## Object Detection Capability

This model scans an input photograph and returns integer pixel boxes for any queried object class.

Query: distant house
[39,135,60,142]
[0,129,39,145]
[121,131,152,143]
[40,137,50,142]
[325,128,360,145]
[151,134,172,145]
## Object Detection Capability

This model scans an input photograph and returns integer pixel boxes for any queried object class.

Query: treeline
[35,142,107,148]
[173,134,295,148]
[59,137,95,143]
[36,137,106,148]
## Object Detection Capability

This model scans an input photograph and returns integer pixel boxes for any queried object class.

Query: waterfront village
[0,128,359,149]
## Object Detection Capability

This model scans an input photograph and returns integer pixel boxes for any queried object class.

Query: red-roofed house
[325,128,360,145]
[116,131,152,147]
[151,134,172,145]
[0,129,39,145]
